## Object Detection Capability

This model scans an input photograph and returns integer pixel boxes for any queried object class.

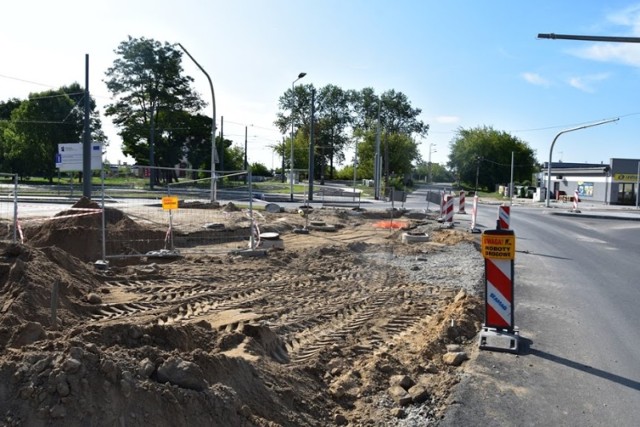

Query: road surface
[439,203,640,426]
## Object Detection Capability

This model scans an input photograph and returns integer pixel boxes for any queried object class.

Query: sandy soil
[0,198,485,426]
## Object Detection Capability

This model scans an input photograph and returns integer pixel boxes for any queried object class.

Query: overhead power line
[0,73,56,88]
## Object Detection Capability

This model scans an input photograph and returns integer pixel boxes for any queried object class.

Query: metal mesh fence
[100,166,254,261]
[0,173,18,243]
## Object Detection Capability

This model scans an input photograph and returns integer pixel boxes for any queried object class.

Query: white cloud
[607,4,640,30]
[435,115,460,124]
[521,72,550,86]
[574,43,640,67]
[571,5,640,67]
[567,73,610,93]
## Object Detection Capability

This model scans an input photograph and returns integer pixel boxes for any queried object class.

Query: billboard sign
[55,143,102,171]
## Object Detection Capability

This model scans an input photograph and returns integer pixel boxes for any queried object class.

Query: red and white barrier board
[444,194,454,223]
[458,190,466,214]
[481,229,515,331]
[497,205,510,230]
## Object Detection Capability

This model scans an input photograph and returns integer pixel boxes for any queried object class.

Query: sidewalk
[493,197,640,221]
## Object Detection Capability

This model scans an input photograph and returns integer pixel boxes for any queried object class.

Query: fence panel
[102,166,253,260]
[0,173,18,243]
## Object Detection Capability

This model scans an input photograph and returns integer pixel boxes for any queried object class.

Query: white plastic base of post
[401,232,429,243]
[479,326,520,354]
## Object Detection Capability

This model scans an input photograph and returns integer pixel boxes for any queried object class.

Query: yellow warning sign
[162,196,179,211]
[482,231,515,260]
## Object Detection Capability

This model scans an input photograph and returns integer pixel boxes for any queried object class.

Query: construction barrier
[469,195,480,233]
[497,205,510,230]
[572,189,580,212]
[479,228,519,353]
[444,194,454,224]
[458,190,466,214]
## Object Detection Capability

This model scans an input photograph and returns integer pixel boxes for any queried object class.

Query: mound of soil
[21,198,167,263]
[0,201,485,426]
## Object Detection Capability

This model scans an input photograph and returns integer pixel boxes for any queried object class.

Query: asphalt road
[438,204,640,427]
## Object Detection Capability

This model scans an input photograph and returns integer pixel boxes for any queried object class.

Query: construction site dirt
[0,198,485,426]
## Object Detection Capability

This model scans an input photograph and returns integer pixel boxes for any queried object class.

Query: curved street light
[177,43,217,202]
[290,72,307,201]
[545,118,618,207]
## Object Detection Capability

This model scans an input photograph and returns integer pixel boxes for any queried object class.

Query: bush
[335,166,354,180]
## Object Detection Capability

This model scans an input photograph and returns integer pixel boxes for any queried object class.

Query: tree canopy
[448,126,537,191]
[356,130,420,181]
[0,85,105,179]
[104,36,206,183]
[274,85,428,182]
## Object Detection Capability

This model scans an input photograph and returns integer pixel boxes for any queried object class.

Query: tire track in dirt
[89,229,469,373]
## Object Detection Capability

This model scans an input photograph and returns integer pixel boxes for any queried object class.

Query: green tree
[274,85,428,183]
[414,161,454,183]
[313,85,351,181]
[275,84,352,181]
[0,98,22,172]
[104,36,205,185]
[250,162,270,177]
[2,85,104,180]
[356,130,420,182]
[448,126,537,191]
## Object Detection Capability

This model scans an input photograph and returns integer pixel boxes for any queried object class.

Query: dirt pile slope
[0,205,485,426]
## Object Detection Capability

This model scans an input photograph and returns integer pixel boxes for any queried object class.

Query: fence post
[13,173,18,243]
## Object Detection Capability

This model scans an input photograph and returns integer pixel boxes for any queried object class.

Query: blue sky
[2,0,640,169]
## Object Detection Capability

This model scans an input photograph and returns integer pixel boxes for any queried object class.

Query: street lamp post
[475,157,482,194]
[352,140,358,193]
[545,118,618,207]
[290,72,307,201]
[178,43,217,202]
[427,143,436,184]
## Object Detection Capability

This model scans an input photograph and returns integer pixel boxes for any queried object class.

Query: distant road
[439,206,640,426]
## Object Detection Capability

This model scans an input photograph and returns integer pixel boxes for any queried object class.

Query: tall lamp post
[290,72,307,201]
[427,143,437,184]
[545,118,618,207]
[178,43,217,202]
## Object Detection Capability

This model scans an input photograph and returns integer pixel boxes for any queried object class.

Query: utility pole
[244,125,248,184]
[374,100,382,200]
[220,116,224,174]
[475,157,481,194]
[82,54,91,199]
[509,151,514,205]
[281,137,286,183]
[308,88,315,201]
